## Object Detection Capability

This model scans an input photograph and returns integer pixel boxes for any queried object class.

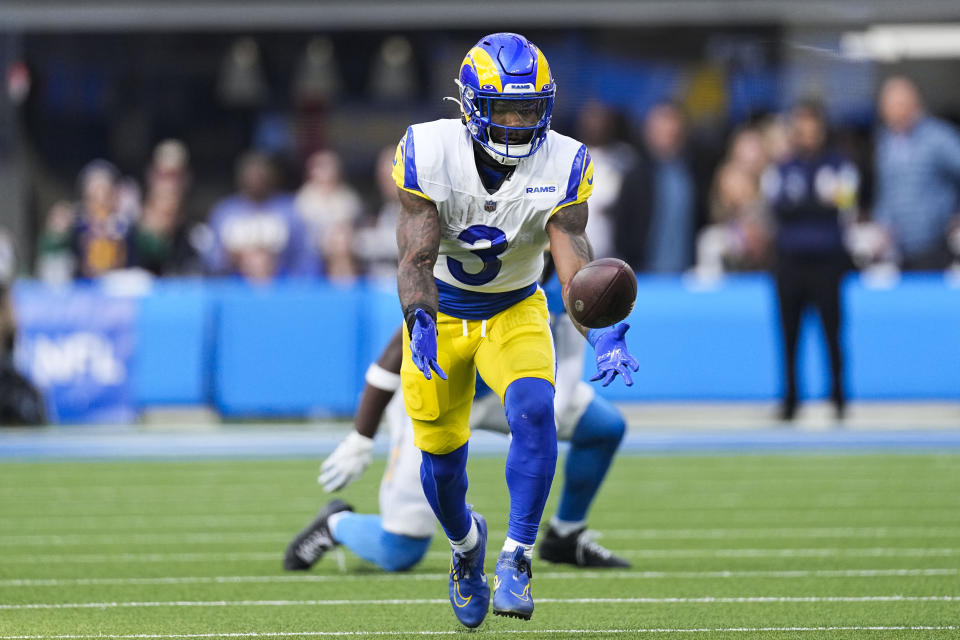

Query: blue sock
[330,513,432,572]
[420,442,472,542]
[504,377,558,545]
[556,395,626,523]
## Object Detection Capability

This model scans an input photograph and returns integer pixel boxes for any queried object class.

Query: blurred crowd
[34,140,401,285]
[30,74,960,286]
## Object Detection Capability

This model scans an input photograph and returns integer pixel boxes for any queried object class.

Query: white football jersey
[393,119,593,294]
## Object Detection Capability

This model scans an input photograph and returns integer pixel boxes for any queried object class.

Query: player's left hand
[409,308,447,381]
[588,323,639,387]
[318,431,375,492]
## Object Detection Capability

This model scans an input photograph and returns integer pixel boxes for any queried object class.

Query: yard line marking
[1,627,959,639]
[9,503,960,517]
[0,515,292,532]
[0,532,290,546]
[7,505,960,524]
[7,513,960,532]
[4,526,960,546]
[1,475,953,495]
[0,552,280,563]
[595,526,960,540]
[2,568,958,588]
[2,595,958,610]
[6,547,960,564]
[422,547,960,560]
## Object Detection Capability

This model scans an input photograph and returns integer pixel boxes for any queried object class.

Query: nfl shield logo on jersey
[484,200,497,212]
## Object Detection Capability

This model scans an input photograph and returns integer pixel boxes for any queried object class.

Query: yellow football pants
[400,289,555,454]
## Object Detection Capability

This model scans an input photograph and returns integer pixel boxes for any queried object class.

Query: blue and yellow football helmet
[456,33,555,165]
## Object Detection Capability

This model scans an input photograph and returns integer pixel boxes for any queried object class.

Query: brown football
[565,258,637,328]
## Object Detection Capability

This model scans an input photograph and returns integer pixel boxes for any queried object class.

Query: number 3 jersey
[392,118,593,319]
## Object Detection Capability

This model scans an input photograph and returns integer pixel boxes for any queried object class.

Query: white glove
[318,431,374,492]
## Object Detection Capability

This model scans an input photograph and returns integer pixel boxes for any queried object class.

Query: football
[565,258,637,328]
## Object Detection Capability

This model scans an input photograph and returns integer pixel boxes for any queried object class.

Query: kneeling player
[285,294,630,573]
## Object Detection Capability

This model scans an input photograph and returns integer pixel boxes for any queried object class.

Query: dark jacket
[610,145,708,273]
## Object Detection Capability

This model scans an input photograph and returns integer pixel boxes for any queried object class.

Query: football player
[310,33,635,628]
[284,274,631,580]
[393,32,637,626]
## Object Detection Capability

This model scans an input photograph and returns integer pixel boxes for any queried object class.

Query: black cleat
[777,399,798,422]
[283,499,353,571]
[538,526,631,568]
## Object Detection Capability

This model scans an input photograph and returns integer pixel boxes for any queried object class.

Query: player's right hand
[318,431,374,492]
[410,308,447,381]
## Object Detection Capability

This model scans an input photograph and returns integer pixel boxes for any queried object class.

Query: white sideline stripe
[2,568,958,588]
[4,526,960,546]
[2,595,958,610]
[7,547,960,564]
[1,628,959,639]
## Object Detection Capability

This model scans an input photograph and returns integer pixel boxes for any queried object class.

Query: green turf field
[1,453,959,639]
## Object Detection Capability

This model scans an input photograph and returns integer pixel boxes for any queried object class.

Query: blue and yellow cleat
[448,512,489,628]
[492,547,534,620]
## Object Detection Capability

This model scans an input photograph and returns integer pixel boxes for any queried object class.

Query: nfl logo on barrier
[484,200,497,212]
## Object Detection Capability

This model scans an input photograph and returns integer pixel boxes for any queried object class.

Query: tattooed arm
[396,188,441,332]
[546,201,594,337]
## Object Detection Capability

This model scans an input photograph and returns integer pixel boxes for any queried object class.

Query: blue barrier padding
[11,273,960,423]
[587,274,781,401]
[588,273,960,402]
[132,280,211,406]
[843,274,960,398]
[357,279,404,375]
[13,281,138,424]
[212,280,365,417]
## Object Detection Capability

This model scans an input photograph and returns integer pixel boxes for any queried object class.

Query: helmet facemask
[456,79,555,166]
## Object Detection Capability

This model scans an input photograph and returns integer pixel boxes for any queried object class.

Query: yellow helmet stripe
[534,46,551,91]
[462,46,503,92]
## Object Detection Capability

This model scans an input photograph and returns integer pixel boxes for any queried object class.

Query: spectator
[74,161,137,279]
[612,101,698,273]
[575,102,635,259]
[294,149,362,281]
[353,146,401,280]
[763,100,857,422]
[758,115,792,168]
[205,151,317,281]
[36,160,135,281]
[727,126,769,182]
[127,140,204,276]
[695,160,771,274]
[873,76,960,270]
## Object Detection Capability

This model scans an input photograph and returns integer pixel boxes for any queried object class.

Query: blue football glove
[588,322,639,387]
[409,308,447,381]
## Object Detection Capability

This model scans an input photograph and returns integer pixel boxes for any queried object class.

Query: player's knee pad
[572,394,626,451]
[504,377,558,462]
[379,532,433,572]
